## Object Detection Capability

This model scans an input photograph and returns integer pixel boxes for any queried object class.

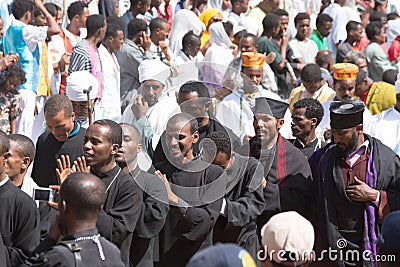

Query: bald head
[316,50,333,68]
[60,172,105,215]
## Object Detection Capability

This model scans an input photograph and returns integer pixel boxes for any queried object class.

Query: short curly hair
[293,98,324,126]
[204,131,232,159]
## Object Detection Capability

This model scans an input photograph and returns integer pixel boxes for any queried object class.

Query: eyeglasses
[210,17,222,23]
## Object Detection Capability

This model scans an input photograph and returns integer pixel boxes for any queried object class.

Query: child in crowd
[0,65,25,134]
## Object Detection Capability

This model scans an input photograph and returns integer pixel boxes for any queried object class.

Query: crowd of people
[1,0,400,266]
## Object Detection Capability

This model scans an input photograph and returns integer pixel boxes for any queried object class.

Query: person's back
[23,172,125,267]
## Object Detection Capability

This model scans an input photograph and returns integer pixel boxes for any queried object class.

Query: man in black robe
[70,120,143,266]
[290,98,327,158]
[202,131,265,262]
[0,130,40,266]
[239,97,313,227]
[32,95,85,187]
[154,113,227,267]
[116,123,169,267]
[152,81,240,164]
[21,172,124,267]
[309,100,400,267]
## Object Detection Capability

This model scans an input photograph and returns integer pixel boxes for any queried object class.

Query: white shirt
[21,175,39,207]
[289,38,318,64]
[98,44,122,121]
[216,87,282,140]
[366,107,400,155]
[323,3,348,61]
[12,19,47,52]
[0,176,9,188]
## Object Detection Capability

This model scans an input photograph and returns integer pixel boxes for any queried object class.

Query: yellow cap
[241,52,266,68]
[333,63,359,81]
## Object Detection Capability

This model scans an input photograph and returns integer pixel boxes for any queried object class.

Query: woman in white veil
[169,9,206,57]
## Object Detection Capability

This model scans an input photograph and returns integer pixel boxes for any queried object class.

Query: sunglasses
[211,17,222,23]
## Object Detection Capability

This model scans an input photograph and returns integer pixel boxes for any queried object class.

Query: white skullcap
[396,72,400,95]
[139,59,171,85]
[66,71,99,102]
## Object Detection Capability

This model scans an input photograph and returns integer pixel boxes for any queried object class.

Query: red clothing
[360,88,369,103]
[357,35,387,53]
[59,30,74,95]
[388,36,400,62]
[157,5,173,25]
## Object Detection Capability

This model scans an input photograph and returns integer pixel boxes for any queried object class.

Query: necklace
[105,169,121,193]
[75,233,105,261]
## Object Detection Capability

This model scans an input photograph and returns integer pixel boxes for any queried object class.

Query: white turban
[395,72,400,95]
[66,71,99,102]
[139,59,170,85]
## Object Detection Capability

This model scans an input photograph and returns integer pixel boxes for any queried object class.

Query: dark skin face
[240,37,257,53]
[279,15,289,35]
[109,30,124,52]
[140,80,164,107]
[302,79,324,95]
[177,91,210,125]
[165,120,199,163]
[45,110,75,142]
[242,67,263,91]
[334,79,356,100]
[296,19,311,40]
[115,124,142,169]
[350,25,363,43]
[291,107,317,140]
[253,113,280,149]
[374,26,387,45]
[332,127,359,158]
[3,76,22,92]
[71,101,89,121]
[185,39,201,57]
[318,21,332,37]
[211,151,231,170]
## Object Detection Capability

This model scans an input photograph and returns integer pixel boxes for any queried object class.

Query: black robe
[154,158,227,267]
[152,116,241,165]
[32,123,85,187]
[289,137,327,159]
[129,166,169,267]
[309,135,400,267]
[93,165,143,266]
[241,134,313,227]
[21,228,124,267]
[0,180,40,266]
[212,154,265,262]
[0,233,8,267]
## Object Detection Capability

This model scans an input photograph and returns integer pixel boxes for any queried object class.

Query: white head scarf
[387,19,400,51]
[66,71,98,102]
[208,22,232,49]
[238,17,259,36]
[395,72,400,95]
[169,10,206,57]
[139,59,171,85]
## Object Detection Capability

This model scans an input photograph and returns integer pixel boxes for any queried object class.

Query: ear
[111,144,120,155]
[204,100,211,111]
[61,200,67,213]
[21,156,31,170]
[277,118,285,130]
[310,117,317,126]
[137,143,142,154]
[356,124,363,133]
[192,130,200,144]
[71,112,75,121]
[3,151,10,162]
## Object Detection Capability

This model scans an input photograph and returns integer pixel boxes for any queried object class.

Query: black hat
[330,100,365,129]
[253,97,288,119]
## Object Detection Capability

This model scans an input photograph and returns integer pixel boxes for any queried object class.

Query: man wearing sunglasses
[121,59,178,160]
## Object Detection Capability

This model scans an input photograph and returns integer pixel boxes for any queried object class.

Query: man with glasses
[122,59,178,159]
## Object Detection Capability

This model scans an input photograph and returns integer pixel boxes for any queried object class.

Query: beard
[336,132,358,158]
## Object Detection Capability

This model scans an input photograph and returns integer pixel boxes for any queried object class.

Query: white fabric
[387,19,400,52]
[17,89,37,139]
[323,3,348,61]
[216,87,282,139]
[21,175,39,207]
[395,72,400,94]
[366,107,400,156]
[318,100,373,140]
[289,38,319,64]
[238,16,259,36]
[208,22,232,49]
[207,0,223,10]
[97,45,122,121]
[169,10,206,57]
[388,0,400,15]
[138,59,171,85]
[0,176,9,188]
[173,51,201,84]
[17,19,48,52]
[66,71,99,102]
[122,91,179,150]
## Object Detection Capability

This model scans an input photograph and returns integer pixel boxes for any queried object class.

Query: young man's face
[242,67,263,87]
[83,124,118,169]
[115,124,141,168]
[253,113,279,146]
[35,13,47,26]
[78,8,90,28]
[318,21,332,37]
[177,92,209,121]
[165,120,197,161]
[56,10,62,26]
[291,107,315,138]
[45,110,75,142]
[279,15,289,35]
[140,80,164,107]
[334,80,356,100]
[240,37,256,53]
[331,127,359,158]
[110,30,124,52]
[296,19,311,39]
[5,141,25,180]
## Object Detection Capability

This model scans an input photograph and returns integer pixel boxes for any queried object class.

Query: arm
[33,0,60,37]
[96,179,143,247]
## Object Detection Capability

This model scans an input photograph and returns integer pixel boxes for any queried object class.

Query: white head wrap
[66,71,99,102]
[209,22,232,49]
[395,72,400,95]
[169,10,206,57]
[139,59,171,85]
